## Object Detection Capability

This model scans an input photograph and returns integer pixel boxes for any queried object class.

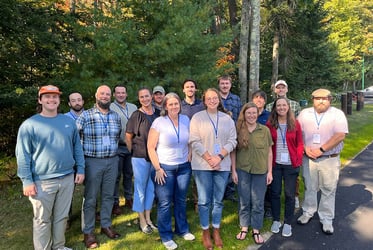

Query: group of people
[15,76,348,250]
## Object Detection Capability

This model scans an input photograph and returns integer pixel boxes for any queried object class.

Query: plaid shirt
[221,92,242,122]
[266,98,301,117]
[76,106,121,158]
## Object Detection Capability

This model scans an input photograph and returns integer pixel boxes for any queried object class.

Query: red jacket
[266,120,304,168]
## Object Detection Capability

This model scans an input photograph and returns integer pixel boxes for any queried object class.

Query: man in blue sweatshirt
[16,85,85,250]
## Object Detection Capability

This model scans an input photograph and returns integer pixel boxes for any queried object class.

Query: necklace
[140,107,154,115]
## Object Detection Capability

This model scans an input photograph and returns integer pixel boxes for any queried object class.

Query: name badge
[102,135,110,146]
[176,148,183,158]
[214,143,221,155]
[280,152,289,162]
[313,134,321,144]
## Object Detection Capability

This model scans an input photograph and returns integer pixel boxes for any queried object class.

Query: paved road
[247,142,373,250]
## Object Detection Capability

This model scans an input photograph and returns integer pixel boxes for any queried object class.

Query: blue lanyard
[279,124,287,148]
[168,115,180,143]
[314,110,325,130]
[114,102,129,120]
[99,113,110,133]
[206,111,219,138]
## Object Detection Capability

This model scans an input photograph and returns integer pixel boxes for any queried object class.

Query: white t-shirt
[151,114,190,165]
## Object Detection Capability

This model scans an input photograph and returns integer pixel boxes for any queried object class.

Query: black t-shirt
[126,109,160,160]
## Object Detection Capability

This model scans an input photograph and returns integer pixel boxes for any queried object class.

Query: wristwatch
[218,154,224,160]
[320,147,325,153]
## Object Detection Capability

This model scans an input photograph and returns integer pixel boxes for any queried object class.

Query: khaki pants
[301,156,340,225]
[29,174,74,250]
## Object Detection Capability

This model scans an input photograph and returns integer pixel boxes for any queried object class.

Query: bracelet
[320,147,325,153]
[218,154,224,160]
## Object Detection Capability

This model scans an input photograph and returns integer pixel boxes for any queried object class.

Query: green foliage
[324,0,373,89]
[280,1,340,97]
[66,0,233,102]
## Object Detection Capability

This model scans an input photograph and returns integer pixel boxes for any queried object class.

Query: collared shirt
[266,98,301,117]
[76,106,121,158]
[221,92,242,122]
[236,123,273,174]
[297,106,348,155]
[65,109,84,120]
[257,109,270,125]
[181,99,205,119]
[110,101,137,145]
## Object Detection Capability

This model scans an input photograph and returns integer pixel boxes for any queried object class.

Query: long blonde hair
[236,102,259,149]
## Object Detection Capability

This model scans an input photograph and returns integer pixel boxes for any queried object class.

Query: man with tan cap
[297,88,348,235]
[16,85,85,250]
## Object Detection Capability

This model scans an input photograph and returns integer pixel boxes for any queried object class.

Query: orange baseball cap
[38,85,62,97]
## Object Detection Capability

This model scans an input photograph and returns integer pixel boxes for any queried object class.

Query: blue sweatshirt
[16,114,85,187]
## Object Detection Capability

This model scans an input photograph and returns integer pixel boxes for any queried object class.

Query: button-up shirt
[76,106,121,158]
[221,92,242,122]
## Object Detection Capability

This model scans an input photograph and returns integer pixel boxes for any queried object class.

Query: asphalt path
[246,142,373,250]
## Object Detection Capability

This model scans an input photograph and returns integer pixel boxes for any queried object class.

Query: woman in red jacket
[266,97,303,237]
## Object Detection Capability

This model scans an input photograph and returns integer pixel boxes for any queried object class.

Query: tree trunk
[239,0,251,103]
[271,30,280,93]
[248,0,260,100]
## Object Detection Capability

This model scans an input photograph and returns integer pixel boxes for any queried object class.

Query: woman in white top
[189,88,237,250]
[147,92,195,250]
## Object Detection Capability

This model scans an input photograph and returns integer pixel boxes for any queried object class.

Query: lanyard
[314,110,325,130]
[114,102,129,120]
[279,124,287,148]
[206,111,219,138]
[168,115,180,143]
[99,113,110,133]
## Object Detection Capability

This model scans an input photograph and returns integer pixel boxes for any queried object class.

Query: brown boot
[202,229,213,250]
[213,227,223,248]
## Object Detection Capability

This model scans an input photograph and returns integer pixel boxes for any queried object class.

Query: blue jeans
[193,170,229,229]
[271,163,299,224]
[236,169,267,230]
[132,157,155,212]
[153,162,192,242]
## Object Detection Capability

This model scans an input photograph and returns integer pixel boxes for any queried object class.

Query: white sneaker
[322,223,334,235]
[295,196,300,208]
[163,240,178,250]
[271,221,282,233]
[282,223,292,237]
[297,214,312,225]
[182,232,195,241]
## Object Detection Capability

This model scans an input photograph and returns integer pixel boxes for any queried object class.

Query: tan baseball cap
[311,88,331,98]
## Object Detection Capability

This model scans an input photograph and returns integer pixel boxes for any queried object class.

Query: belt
[312,154,339,161]
[85,155,117,159]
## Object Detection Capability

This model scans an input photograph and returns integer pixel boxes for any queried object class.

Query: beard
[97,100,111,110]
[71,105,83,112]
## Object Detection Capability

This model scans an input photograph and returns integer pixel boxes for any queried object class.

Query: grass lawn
[1,103,373,250]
